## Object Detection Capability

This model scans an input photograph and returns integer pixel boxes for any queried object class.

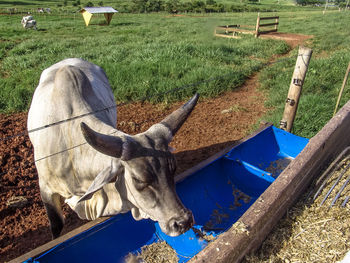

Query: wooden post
[280,46,313,132]
[104,13,114,25]
[274,17,279,31]
[333,62,350,116]
[255,13,260,38]
[324,0,329,14]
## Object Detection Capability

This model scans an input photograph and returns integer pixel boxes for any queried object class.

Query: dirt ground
[0,33,310,262]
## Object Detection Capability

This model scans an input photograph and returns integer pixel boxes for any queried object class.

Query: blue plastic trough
[24,125,308,263]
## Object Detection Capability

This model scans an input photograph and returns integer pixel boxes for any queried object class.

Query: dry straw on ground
[244,159,350,263]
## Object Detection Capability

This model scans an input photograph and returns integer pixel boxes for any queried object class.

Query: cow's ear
[77,162,121,203]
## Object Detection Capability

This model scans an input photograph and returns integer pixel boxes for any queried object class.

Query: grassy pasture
[213,11,350,138]
[0,9,350,138]
[0,12,289,111]
[258,10,350,137]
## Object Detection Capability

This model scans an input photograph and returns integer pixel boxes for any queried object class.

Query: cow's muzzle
[163,209,194,237]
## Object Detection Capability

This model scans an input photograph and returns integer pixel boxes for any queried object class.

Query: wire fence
[0,55,293,176]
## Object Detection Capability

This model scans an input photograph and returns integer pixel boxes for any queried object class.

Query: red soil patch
[259,32,313,48]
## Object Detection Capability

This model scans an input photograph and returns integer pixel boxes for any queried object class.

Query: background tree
[165,0,181,13]
[132,0,148,12]
[146,0,163,12]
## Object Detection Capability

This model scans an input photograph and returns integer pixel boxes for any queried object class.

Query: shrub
[86,1,94,7]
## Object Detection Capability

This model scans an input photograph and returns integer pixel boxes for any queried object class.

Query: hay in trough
[204,184,251,231]
[192,227,216,242]
[265,158,293,178]
[243,159,350,263]
[125,241,178,263]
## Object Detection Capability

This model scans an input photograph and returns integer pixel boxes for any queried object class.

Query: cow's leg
[41,192,64,239]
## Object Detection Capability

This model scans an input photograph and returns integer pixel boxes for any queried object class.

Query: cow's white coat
[28,58,127,220]
[27,58,195,237]
[21,15,37,29]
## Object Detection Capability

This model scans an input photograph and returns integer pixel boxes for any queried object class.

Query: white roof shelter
[80,7,118,26]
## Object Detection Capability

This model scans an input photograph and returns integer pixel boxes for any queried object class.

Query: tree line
[63,0,348,13]
[295,0,348,6]
[81,0,272,13]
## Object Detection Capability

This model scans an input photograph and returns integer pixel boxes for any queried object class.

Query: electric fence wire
[0,55,293,175]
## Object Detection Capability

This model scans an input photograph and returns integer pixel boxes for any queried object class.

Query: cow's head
[78,94,199,236]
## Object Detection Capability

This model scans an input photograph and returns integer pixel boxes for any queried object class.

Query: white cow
[27,58,197,238]
[21,15,37,30]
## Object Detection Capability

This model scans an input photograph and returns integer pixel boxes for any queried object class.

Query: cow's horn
[160,93,199,136]
[80,122,124,158]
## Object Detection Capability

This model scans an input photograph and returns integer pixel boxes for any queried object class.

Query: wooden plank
[9,217,110,263]
[255,13,260,38]
[238,24,255,28]
[275,17,278,30]
[215,28,255,35]
[230,28,255,34]
[215,28,237,33]
[214,33,241,39]
[216,25,239,28]
[259,16,279,20]
[258,22,279,27]
[216,24,255,29]
[259,29,278,34]
[190,99,350,263]
[238,30,256,35]
[226,24,240,27]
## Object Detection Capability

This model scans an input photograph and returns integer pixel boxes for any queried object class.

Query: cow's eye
[132,177,148,191]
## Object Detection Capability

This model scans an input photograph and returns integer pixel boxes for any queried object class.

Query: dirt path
[0,33,311,262]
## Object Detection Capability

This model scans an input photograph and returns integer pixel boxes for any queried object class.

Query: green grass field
[258,11,350,137]
[0,12,290,110]
[0,5,349,138]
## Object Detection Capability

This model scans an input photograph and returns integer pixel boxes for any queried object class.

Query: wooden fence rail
[215,13,279,39]
[256,14,279,37]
